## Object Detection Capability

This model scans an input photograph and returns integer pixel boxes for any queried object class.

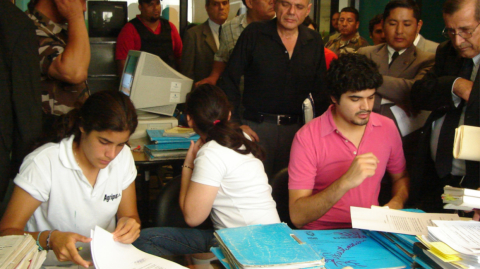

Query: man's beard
[351,110,371,126]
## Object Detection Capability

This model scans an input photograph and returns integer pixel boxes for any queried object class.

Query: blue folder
[293,229,407,269]
[146,129,200,143]
[214,223,325,268]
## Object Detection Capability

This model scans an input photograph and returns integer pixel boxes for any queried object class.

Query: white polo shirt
[191,138,280,230]
[14,135,137,238]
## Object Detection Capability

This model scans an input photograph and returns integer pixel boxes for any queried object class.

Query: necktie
[218,25,222,41]
[435,58,474,178]
[389,51,399,67]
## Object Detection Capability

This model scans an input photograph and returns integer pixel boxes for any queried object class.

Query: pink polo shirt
[288,105,406,230]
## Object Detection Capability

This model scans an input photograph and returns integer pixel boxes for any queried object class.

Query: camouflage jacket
[325,32,369,56]
[26,9,89,116]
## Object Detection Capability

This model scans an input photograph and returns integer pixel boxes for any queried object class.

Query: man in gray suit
[358,0,434,203]
[358,0,434,123]
[415,34,439,54]
[181,0,230,82]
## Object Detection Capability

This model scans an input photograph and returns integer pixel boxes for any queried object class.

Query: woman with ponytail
[0,91,141,268]
[133,84,279,256]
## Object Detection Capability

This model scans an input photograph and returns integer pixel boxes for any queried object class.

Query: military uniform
[325,32,369,56]
[26,9,89,116]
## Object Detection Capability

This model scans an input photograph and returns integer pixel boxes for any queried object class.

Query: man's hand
[453,78,473,102]
[53,0,85,22]
[240,125,259,142]
[195,76,219,88]
[112,217,141,244]
[49,231,93,268]
[340,153,379,189]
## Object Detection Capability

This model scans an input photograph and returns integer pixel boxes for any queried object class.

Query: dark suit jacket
[180,20,218,82]
[0,0,42,199]
[410,40,480,209]
[358,43,435,120]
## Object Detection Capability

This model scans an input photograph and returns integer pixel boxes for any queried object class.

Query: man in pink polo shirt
[288,54,410,230]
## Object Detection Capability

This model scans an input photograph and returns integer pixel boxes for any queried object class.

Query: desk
[133,151,183,227]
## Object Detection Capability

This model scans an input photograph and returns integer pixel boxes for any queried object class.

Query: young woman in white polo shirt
[0,91,141,268]
[133,84,280,256]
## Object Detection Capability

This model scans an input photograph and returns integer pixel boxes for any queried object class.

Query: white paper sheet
[390,106,430,137]
[90,226,187,269]
[350,206,460,235]
[432,221,480,252]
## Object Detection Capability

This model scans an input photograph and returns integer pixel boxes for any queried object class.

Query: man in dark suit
[0,0,42,201]
[181,0,230,82]
[358,0,434,204]
[410,0,480,213]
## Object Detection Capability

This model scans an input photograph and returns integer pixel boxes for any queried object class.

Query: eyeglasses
[442,22,480,39]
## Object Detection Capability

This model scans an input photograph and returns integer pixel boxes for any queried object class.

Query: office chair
[270,168,295,228]
[154,175,213,229]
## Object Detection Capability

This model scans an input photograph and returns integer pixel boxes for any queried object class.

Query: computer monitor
[87,1,128,38]
[120,50,193,116]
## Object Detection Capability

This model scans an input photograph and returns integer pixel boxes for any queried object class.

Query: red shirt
[324,48,337,69]
[115,15,182,61]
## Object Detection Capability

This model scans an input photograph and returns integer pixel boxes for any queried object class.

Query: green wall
[359,0,447,45]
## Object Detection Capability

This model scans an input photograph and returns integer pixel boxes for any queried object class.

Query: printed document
[350,206,460,235]
[90,226,187,269]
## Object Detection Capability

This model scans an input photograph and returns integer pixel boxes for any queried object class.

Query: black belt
[243,110,301,125]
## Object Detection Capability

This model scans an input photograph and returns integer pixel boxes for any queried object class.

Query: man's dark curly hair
[326,54,383,103]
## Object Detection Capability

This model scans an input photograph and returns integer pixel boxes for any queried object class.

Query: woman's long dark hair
[38,90,138,147]
[185,84,265,160]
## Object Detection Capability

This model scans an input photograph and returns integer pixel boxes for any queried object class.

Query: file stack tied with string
[418,220,480,268]
[213,223,325,269]
[0,234,47,269]
[442,185,480,211]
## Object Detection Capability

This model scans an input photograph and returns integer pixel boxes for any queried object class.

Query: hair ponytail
[185,85,265,160]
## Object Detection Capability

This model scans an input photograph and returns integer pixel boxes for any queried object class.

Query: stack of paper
[144,129,200,160]
[442,185,480,211]
[0,234,47,269]
[419,220,480,268]
[163,127,196,138]
[90,226,187,269]
[212,223,325,269]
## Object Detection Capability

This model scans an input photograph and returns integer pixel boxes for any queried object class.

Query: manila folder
[453,125,480,161]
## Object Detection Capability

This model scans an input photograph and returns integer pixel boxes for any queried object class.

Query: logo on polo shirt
[104,193,121,202]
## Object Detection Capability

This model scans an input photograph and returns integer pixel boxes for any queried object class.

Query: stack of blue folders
[212,223,326,269]
[293,228,407,269]
[144,130,200,160]
[365,209,445,269]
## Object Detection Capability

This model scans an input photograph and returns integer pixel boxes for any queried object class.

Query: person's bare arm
[194,61,226,87]
[47,0,90,84]
[289,153,379,228]
[384,170,409,209]
[113,182,141,244]
[0,186,92,268]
